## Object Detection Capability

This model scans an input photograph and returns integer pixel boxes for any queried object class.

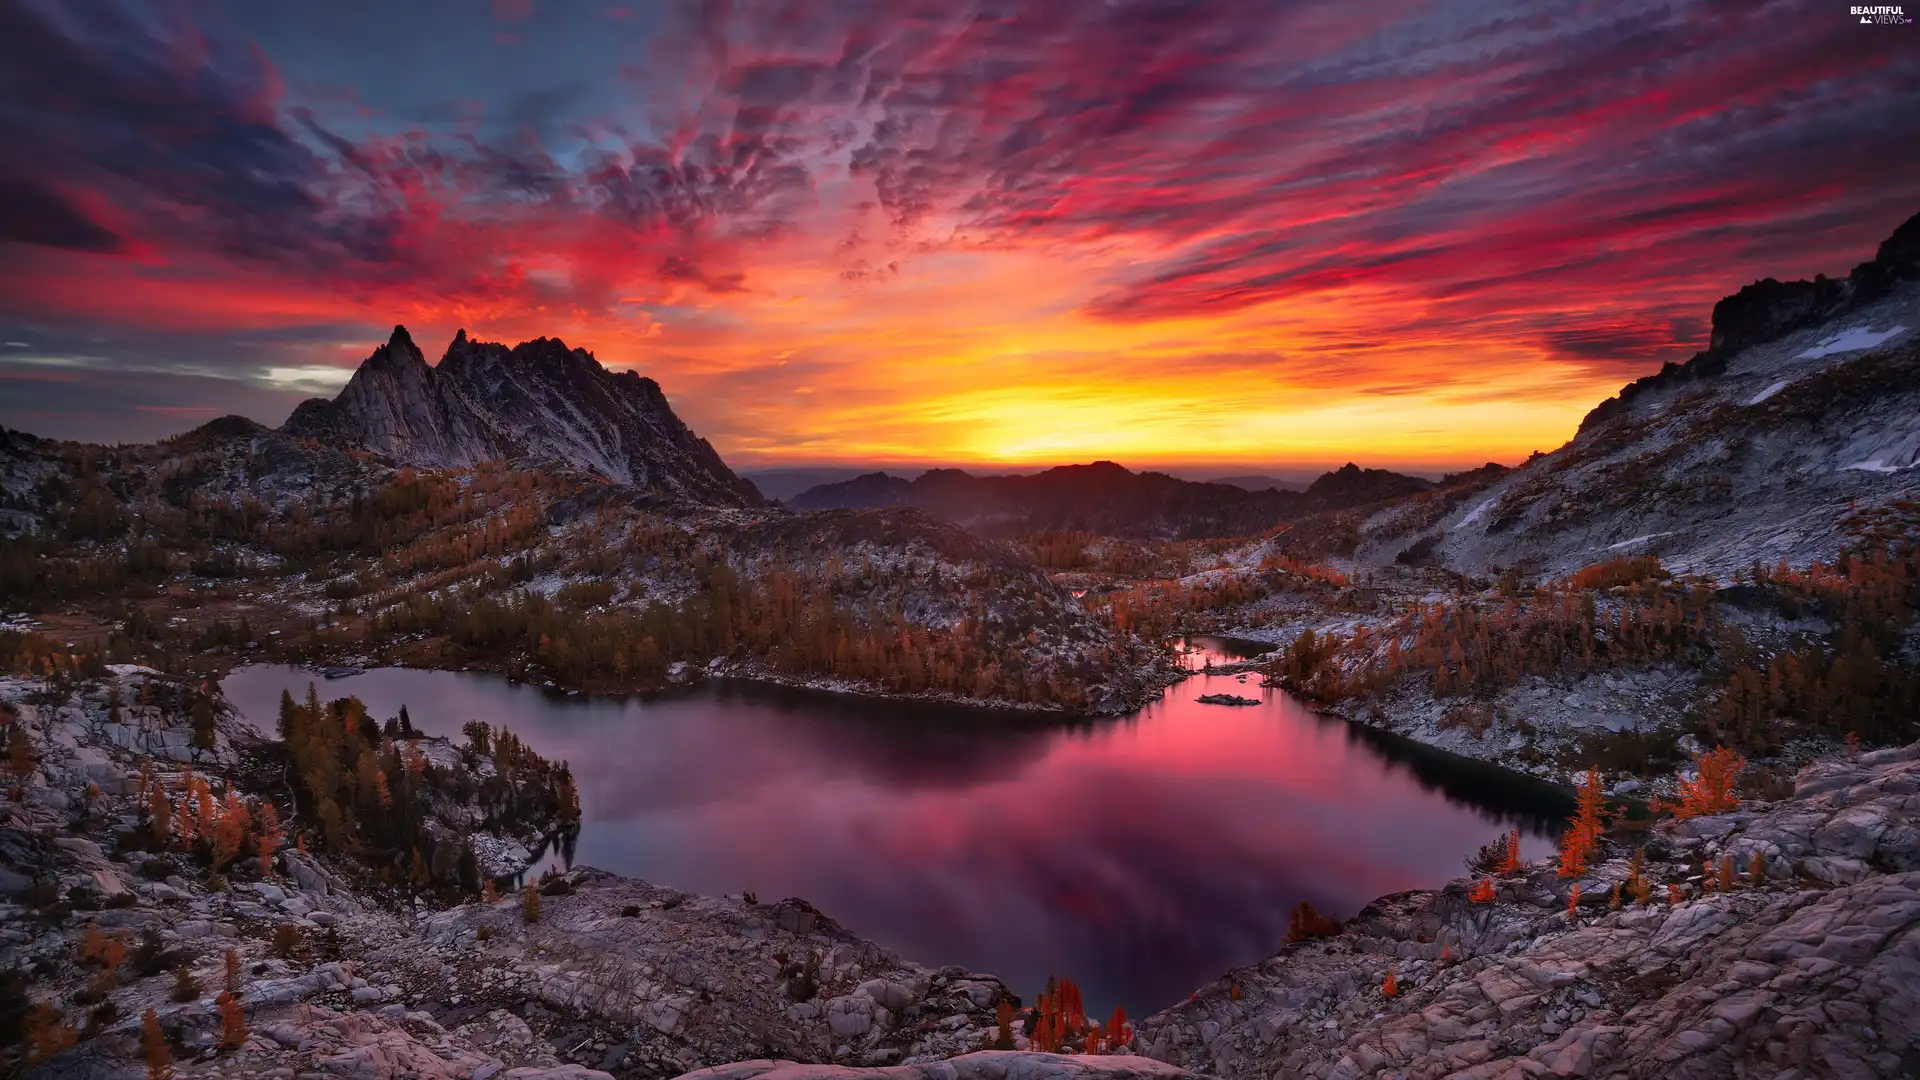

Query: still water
[222,638,1568,1014]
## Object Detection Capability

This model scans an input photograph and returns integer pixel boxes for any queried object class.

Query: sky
[0,0,1916,472]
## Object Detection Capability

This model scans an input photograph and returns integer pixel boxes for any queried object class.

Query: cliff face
[284,326,762,507]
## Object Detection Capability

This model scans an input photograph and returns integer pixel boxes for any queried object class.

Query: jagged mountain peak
[363,324,426,369]
[282,328,761,506]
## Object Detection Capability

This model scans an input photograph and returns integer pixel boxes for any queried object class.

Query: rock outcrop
[677,1053,1212,1080]
[1579,209,1920,433]
[1360,209,1920,579]
[284,326,762,506]
[1131,742,1920,1080]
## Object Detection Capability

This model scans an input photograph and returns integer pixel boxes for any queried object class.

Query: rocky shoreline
[7,667,1917,1079]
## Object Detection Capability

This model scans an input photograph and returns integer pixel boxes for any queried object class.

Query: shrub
[521,885,540,924]
[131,930,185,977]
[172,965,201,1003]
[23,1002,78,1065]
[1284,901,1341,943]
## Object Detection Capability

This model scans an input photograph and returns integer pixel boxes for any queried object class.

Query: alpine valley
[3,213,1919,1080]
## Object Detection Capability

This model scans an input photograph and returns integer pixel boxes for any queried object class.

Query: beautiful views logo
[1852,4,1915,23]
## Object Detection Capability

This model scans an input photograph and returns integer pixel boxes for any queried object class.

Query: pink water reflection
[223,650,1566,1014]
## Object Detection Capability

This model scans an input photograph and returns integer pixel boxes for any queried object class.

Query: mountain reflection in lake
[222,638,1568,1015]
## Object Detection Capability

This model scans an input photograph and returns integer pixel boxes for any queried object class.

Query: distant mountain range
[789,460,1434,539]
[1204,475,1312,493]
[283,326,762,506]
[275,329,1444,536]
[28,209,1913,575]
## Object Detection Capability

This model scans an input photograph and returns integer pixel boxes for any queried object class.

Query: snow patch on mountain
[1606,532,1673,551]
[1455,496,1498,529]
[1795,323,1908,359]
[1744,378,1791,405]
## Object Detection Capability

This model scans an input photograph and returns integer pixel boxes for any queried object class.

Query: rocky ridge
[284,327,762,507]
[790,462,1434,541]
[1346,212,1920,580]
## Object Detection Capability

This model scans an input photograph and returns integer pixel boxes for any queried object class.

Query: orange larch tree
[141,1007,173,1080]
[1557,767,1605,879]
[1495,828,1522,875]
[1106,1005,1130,1052]
[1673,747,1745,819]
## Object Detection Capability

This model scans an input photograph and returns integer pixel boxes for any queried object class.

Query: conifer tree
[255,802,282,869]
[1495,828,1522,874]
[142,1007,173,1080]
[216,991,247,1050]
[1674,748,1744,819]
[1557,767,1605,879]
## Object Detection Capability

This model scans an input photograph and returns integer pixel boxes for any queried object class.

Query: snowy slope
[1353,212,1920,580]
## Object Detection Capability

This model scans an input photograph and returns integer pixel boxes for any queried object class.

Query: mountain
[791,460,1434,539]
[1204,474,1310,493]
[1298,462,1433,507]
[284,326,762,506]
[740,468,884,502]
[791,461,1283,539]
[1351,210,1920,578]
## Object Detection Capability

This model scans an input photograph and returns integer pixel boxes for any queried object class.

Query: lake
[221,637,1570,1016]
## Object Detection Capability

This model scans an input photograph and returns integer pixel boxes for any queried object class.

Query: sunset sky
[1,1,1916,472]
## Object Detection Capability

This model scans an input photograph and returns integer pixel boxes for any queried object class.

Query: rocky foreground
[1134,742,1920,1079]
[6,667,1918,1079]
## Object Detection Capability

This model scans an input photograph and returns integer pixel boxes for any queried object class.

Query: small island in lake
[1196,693,1262,706]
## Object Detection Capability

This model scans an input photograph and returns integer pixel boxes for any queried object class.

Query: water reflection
[222,647,1566,1015]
